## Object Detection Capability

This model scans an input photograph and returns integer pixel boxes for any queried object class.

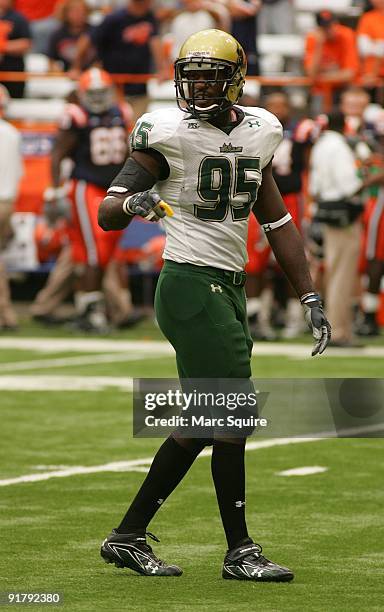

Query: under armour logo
[235,500,246,507]
[157,498,164,505]
[251,568,264,577]
[210,284,223,293]
[145,561,159,574]
[248,119,261,128]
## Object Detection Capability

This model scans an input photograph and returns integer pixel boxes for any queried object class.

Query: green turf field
[0,323,383,611]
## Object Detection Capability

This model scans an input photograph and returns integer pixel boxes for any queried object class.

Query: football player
[358,108,384,336]
[0,83,23,330]
[247,91,316,340]
[45,67,132,331]
[98,30,331,581]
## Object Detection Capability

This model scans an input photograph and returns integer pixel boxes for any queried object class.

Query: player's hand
[43,186,71,226]
[300,293,331,356]
[123,190,167,222]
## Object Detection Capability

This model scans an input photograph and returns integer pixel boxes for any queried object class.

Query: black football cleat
[222,539,294,582]
[100,530,182,576]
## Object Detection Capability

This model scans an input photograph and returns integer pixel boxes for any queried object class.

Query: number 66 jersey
[61,101,132,189]
[58,100,132,268]
[131,106,283,272]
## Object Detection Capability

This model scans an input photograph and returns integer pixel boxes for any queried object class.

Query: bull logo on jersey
[220,143,243,153]
[187,122,199,129]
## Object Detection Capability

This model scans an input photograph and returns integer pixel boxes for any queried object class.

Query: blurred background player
[358,108,384,335]
[0,83,23,329]
[246,91,315,339]
[45,67,132,332]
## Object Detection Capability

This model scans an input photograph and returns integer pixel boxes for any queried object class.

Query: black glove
[301,292,331,356]
[123,190,166,222]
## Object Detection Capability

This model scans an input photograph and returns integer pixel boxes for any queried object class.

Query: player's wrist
[300,292,321,305]
[122,194,136,216]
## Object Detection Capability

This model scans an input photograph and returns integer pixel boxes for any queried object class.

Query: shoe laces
[139,532,166,567]
[240,543,267,564]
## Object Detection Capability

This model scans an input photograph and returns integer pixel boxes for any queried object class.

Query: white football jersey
[130,106,283,271]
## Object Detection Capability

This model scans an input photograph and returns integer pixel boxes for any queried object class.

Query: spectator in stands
[14,0,58,54]
[74,0,166,121]
[168,0,230,63]
[309,110,381,347]
[258,0,295,35]
[0,84,23,330]
[47,0,95,72]
[304,10,359,114]
[356,0,384,103]
[0,0,32,98]
[229,0,260,76]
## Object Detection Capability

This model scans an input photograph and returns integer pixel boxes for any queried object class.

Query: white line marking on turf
[33,465,72,470]
[1,424,382,487]
[276,466,328,476]
[0,353,152,373]
[0,338,174,354]
[0,458,154,486]
[0,376,133,391]
[0,337,384,357]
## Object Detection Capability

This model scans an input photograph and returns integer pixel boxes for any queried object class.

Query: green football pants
[155,260,253,378]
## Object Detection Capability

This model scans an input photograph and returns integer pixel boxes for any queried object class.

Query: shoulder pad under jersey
[130,107,184,151]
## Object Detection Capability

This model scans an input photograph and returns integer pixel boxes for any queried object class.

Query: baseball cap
[316,10,336,27]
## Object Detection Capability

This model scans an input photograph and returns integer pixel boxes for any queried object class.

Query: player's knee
[171,434,210,454]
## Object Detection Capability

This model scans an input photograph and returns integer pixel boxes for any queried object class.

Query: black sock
[117,436,202,534]
[211,439,249,550]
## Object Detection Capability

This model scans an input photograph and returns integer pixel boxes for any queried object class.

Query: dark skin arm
[100,155,314,298]
[98,150,161,231]
[51,129,78,187]
[253,160,314,298]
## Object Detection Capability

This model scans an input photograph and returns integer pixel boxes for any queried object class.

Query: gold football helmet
[174,29,247,120]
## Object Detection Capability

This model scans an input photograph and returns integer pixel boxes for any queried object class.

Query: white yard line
[0,338,173,354]
[276,466,328,476]
[1,424,382,487]
[0,353,153,373]
[0,376,133,391]
[0,337,384,357]
[0,438,319,487]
